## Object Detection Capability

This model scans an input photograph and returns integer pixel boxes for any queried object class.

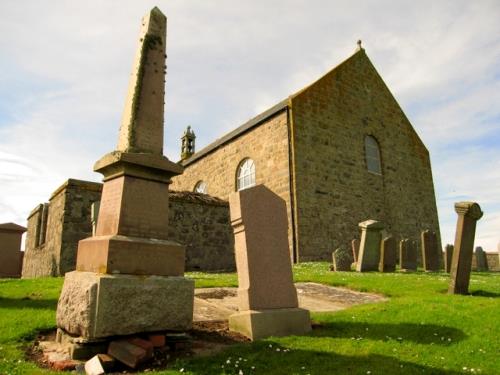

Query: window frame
[236,158,256,191]
[364,135,382,175]
[193,180,208,194]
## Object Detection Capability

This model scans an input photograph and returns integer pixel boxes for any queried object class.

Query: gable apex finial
[356,39,363,52]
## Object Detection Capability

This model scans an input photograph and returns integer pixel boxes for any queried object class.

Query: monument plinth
[56,7,194,342]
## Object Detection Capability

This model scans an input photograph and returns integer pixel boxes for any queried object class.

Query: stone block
[379,236,396,272]
[229,308,311,341]
[332,248,352,271]
[475,246,488,271]
[57,271,194,339]
[421,230,440,271]
[399,239,417,271]
[351,239,359,263]
[85,355,105,375]
[108,340,147,369]
[356,220,383,272]
[76,235,185,276]
[444,244,454,273]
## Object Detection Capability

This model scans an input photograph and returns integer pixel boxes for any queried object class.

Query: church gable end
[290,48,440,261]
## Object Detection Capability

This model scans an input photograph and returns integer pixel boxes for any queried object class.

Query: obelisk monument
[56,7,194,340]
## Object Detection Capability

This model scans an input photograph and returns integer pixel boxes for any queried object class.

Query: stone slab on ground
[228,308,311,341]
[57,271,194,339]
[193,282,387,321]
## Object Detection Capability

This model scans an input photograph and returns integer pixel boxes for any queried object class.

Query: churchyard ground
[0,263,498,374]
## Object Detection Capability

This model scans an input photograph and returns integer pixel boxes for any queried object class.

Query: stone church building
[171,46,441,262]
[21,46,441,276]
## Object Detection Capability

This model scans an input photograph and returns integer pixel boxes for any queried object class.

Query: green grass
[0,264,499,374]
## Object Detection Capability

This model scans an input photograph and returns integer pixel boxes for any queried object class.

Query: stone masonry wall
[23,204,57,277]
[290,49,441,261]
[168,191,234,271]
[22,179,234,276]
[58,180,102,274]
[22,179,102,278]
[170,110,295,259]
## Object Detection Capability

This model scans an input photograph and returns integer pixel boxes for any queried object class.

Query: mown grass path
[0,263,498,374]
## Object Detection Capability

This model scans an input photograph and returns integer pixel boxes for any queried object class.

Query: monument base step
[76,235,185,276]
[57,271,194,340]
[228,308,311,341]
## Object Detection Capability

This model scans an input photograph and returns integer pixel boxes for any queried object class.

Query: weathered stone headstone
[475,246,488,271]
[421,230,440,271]
[444,244,454,273]
[379,236,396,272]
[332,248,352,271]
[399,239,417,271]
[351,239,359,264]
[448,201,483,295]
[228,184,311,340]
[356,220,383,272]
[56,7,194,343]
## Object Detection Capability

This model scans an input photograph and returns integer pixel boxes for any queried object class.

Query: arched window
[236,158,256,191]
[194,180,207,194]
[364,135,382,174]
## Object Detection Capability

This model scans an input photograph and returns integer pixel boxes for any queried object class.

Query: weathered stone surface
[379,236,396,272]
[23,188,235,277]
[351,239,359,264]
[229,308,311,341]
[228,185,310,340]
[475,246,488,271]
[57,271,194,339]
[0,222,26,278]
[171,48,441,264]
[421,230,440,271]
[356,220,383,272]
[332,248,352,271]
[448,201,483,295]
[76,235,185,276]
[229,185,299,310]
[22,179,102,278]
[118,7,167,155]
[85,355,105,375]
[444,244,454,273]
[399,239,417,271]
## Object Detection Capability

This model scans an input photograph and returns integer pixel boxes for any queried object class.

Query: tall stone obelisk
[56,7,194,340]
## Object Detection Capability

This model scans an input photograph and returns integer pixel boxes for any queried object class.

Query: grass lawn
[0,263,499,374]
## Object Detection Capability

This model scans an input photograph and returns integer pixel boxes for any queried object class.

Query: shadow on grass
[0,297,58,310]
[469,290,500,298]
[312,321,466,345]
[183,341,465,375]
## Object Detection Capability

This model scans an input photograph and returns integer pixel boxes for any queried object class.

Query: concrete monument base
[57,271,194,340]
[228,308,311,341]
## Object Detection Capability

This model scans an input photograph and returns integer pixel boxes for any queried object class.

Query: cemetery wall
[168,191,234,271]
[22,180,235,277]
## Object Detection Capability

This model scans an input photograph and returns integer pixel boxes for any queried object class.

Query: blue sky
[0,0,499,251]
